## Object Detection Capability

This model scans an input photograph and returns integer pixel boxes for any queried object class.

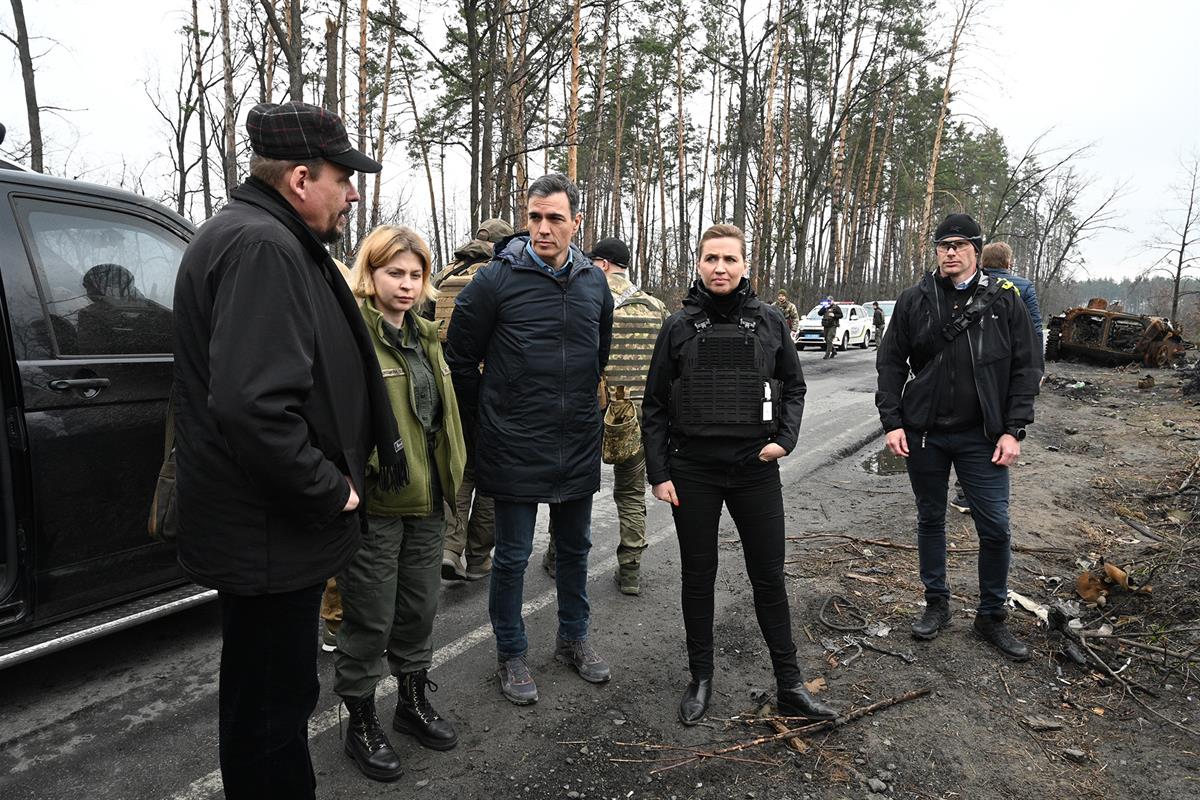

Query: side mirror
[0,123,6,146]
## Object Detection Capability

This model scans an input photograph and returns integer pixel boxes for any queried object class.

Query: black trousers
[218,583,324,800]
[670,460,801,685]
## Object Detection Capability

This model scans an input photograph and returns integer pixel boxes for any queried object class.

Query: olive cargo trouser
[334,487,446,699]
[444,462,495,566]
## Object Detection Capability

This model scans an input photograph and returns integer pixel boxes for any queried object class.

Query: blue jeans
[490,496,593,659]
[905,427,1012,614]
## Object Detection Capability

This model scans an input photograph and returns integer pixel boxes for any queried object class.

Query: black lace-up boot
[343,692,404,782]
[911,596,952,640]
[393,669,458,750]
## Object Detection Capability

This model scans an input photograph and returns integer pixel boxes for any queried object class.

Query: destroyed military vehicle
[1045,298,1185,367]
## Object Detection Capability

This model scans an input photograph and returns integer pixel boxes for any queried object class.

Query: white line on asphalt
[168,411,883,800]
[167,518,681,800]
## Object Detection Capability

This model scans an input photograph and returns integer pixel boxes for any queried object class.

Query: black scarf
[231,177,408,492]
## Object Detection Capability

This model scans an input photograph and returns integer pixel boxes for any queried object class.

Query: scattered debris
[1138,374,1156,390]
[1022,715,1065,732]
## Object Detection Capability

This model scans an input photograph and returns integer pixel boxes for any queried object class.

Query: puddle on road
[860,446,907,475]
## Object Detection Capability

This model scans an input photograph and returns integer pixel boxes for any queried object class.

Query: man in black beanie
[174,101,406,797]
[875,212,1041,662]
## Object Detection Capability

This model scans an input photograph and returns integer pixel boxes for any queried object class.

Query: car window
[848,308,858,320]
[15,199,180,356]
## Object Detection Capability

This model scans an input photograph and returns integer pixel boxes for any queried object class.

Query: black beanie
[933,213,983,252]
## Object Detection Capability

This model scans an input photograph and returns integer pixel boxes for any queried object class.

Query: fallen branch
[647,688,931,773]
[787,534,1066,555]
[1119,514,1168,542]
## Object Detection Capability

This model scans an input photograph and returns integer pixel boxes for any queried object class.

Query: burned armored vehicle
[1045,299,1185,367]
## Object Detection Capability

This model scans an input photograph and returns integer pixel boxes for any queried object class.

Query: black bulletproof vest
[670,307,780,438]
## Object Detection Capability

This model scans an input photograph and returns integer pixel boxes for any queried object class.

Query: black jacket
[173,179,371,595]
[875,270,1041,439]
[642,279,806,485]
[445,235,614,503]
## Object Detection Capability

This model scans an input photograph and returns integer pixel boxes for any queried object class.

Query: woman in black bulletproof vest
[641,223,837,726]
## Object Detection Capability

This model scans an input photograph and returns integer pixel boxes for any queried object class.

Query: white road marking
[168,399,883,800]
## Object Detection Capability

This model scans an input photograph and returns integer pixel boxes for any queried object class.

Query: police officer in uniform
[544,237,667,594]
[642,223,836,726]
[820,295,843,358]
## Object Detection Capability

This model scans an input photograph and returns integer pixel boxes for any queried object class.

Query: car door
[7,194,186,622]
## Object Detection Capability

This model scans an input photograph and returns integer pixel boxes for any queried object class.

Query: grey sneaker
[555,638,611,684]
[497,656,538,705]
[441,549,468,581]
[465,554,492,581]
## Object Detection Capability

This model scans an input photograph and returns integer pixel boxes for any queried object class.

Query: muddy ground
[442,362,1200,800]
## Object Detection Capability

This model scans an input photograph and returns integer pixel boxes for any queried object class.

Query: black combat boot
[911,596,952,640]
[974,613,1030,661]
[777,684,838,720]
[678,676,713,726]
[343,692,404,782]
[393,669,458,751]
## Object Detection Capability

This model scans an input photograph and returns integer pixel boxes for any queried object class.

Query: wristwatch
[1004,427,1026,441]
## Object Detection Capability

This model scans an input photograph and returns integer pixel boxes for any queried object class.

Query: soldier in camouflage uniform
[437,218,513,581]
[775,290,800,338]
[543,237,667,595]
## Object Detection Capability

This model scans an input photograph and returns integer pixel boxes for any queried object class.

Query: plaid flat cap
[246,101,382,173]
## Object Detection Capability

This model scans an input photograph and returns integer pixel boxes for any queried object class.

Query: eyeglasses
[935,240,974,254]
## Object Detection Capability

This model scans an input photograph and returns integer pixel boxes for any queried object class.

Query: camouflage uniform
[545,270,667,594]
[775,295,800,336]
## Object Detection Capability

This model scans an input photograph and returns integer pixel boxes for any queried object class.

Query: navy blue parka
[445,234,614,503]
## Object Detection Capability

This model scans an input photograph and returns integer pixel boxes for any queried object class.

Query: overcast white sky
[2,0,1197,280]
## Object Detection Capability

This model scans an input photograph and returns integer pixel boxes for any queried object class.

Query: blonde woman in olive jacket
[335,225,466,784]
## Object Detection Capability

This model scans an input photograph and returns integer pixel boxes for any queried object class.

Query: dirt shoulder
[471,363,1200,800]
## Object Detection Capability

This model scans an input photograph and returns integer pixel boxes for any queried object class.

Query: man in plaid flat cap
[173,101,408,798]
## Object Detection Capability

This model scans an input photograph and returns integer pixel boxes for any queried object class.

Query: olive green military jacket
[360,299,466,517]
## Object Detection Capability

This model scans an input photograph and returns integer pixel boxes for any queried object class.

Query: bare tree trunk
[654,99,669,287]
[1171,158,1199,319]
[732,0,751,228]
[465,0,482,226]
[673,0,689,281]
[220,0,238,193]
[697,62,718,251]
[828,0,865,289]
[338,0,348,114]
[322,17,339,111]
[7,0,43,172]
[191,0,214,219]
[581,0,613,247]
[566,0,581,180]
[371,4,396,228]
[750,0,783,289]
[356,0,368,244]
[401,57,444,268]
[481,0,501,220]
[608,31,626,241]
[258,0,302,101]
[774,55,793,289]
[919,0,972,271]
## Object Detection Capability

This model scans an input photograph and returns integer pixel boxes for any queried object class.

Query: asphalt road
[0,344,885,800]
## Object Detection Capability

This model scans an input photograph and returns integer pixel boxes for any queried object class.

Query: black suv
[0,157,209,668]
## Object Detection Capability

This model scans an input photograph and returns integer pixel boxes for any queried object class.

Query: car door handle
[49,378,111,392]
